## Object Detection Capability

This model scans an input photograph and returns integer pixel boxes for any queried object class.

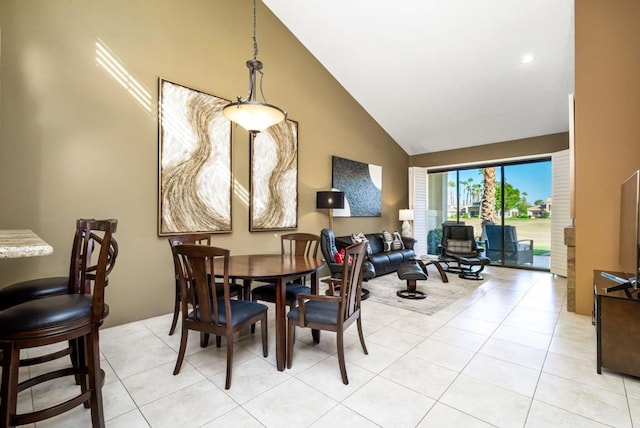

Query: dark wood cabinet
[594,270,640,377]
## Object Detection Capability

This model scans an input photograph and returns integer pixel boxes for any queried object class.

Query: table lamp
[399,209,414,237]
[317,191,345,230]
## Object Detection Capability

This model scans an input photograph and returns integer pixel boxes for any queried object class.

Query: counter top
[0,229,54,259]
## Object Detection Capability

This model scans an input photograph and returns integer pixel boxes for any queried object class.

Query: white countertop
[0,229,54,259]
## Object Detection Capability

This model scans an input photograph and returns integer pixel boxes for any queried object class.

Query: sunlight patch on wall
[234,178,249,208]
[95,38,151,113]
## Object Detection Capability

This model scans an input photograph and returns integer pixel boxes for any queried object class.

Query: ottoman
[396,262,428,299]
[457,256,491,280]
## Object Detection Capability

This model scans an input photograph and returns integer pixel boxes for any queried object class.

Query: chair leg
[225,339,233,390]
[356,317,368,355]
[0,345,19,428]
[169,282,180,336]
[261,315,268,357]
[286,319,295,369]
[87,328,105,428]
[216,335,222,348]
[200,332,209,348]
[173,326,188,375]
[336,331,349,385]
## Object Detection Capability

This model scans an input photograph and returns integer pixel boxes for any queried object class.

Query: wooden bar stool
[0,219,118,427]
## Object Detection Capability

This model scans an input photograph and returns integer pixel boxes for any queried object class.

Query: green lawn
[459,217,551,253]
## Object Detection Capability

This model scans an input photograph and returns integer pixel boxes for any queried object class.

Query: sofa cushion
[391,231,405,250]
[351,233,372,255]
[382,230,394,252]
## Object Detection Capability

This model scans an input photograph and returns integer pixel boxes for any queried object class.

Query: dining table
[228,254,325,371]
[0,229,53,259]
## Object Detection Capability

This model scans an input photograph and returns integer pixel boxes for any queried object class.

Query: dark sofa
[320,229,416,278]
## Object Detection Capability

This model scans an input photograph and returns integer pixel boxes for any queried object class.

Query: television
[617,170,640,290]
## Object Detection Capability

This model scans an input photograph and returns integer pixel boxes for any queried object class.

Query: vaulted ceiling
[263,0,575,155]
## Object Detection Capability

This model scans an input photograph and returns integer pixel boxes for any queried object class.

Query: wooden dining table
[228,254,325,371]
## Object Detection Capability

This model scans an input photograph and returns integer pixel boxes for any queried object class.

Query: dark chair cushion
[287,300,338,325]
[189,300,268,327]
[251,283,311,303]
[0,294,92,333]
[0,277,69,311]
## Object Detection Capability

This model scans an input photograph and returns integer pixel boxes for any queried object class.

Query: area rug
[363,267,487,316]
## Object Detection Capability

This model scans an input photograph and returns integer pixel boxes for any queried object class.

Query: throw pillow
[351,232,372,255]
[447,239,472,253]
[382,230,394,252]
[391,231,405,250]
[334,251,343,264]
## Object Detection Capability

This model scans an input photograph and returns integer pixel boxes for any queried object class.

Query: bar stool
[0,219,118,427]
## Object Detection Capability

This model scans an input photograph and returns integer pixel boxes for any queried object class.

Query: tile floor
[15,267,640,427]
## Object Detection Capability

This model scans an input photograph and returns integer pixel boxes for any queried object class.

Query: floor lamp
[317,191,345,230]
[399,209,414,237]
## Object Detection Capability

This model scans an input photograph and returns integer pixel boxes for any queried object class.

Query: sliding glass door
[424,159,551,270]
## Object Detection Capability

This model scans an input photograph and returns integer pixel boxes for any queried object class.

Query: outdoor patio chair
[484,224,534,265]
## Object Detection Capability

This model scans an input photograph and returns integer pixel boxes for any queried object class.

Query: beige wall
[574,0,640,315]
[410,133,568,168]
[0,0,408,326]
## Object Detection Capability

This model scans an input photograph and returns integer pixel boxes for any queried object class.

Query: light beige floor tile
[407,337,476,372]
[244,377,337,427]
[542,351,624,394]
[102,331,177,379]
[428,325,489,352]
[463,353,540,397]
[525,400,610,427]
[101,321,149,344]
[140,379,236,428]
[365,325,425,353]
[502,306,559,335]
[344,340,402,374]
[548,334,596,362]
[439,374,531,427]
[296,356,376,401]
[446,314,500,336]
[535,373,632,427]
[309,404,379,427]
[380,354,458,400]
[122,360,205,406]
[387,313,444,337]
[184,341,258,378]
[343,376,435,427]
[286,339,336,375]
[479,336,547,370]
[201,406,264,427]
[107,409,151,427]
[209,357,290,403]
[492,324,552,350]
[628,395,640,427]
[417,402,493,427]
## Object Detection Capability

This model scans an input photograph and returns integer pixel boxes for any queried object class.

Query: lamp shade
[316,191,345,209]
[399,209,414,221]
[222,101,286,134]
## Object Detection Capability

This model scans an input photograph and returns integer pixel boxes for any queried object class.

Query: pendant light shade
[223,0,286,133]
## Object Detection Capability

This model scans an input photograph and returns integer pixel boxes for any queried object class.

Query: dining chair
[0,219,118,427]
[287,241,368,385]
[167,233,245,337]
[172,244,268,389]
[251,232,320,308]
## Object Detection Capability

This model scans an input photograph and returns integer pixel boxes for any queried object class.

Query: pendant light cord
[252,0,258,61]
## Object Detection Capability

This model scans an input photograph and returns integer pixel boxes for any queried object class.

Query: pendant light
[222,0,286,134]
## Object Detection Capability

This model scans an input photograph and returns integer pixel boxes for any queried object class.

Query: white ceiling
[262,0,575,155]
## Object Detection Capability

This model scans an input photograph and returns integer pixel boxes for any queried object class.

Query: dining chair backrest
[281,233,319,258]
[168,233,213,273]
[338,241,367,321]
[172,244,232,329]
[69,219,119,322]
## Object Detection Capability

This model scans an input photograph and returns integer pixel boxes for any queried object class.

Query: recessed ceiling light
[522,54,534,64]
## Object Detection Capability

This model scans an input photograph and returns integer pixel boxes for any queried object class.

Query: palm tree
[448,180,455,207]
[480,167,496,236]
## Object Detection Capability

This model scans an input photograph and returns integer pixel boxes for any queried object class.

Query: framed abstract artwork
[158,79,232,236]
[332,156,382,217]
[250,119,298,231]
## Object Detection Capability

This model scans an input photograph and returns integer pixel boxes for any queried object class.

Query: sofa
[320,229,416,278]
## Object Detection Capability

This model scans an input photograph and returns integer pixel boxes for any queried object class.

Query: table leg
[275,277,286,371]
[310,271,321,343]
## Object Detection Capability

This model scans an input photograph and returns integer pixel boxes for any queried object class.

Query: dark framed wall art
[158,79,232,236]
[332,156,382,217]
[250,119,298,231]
